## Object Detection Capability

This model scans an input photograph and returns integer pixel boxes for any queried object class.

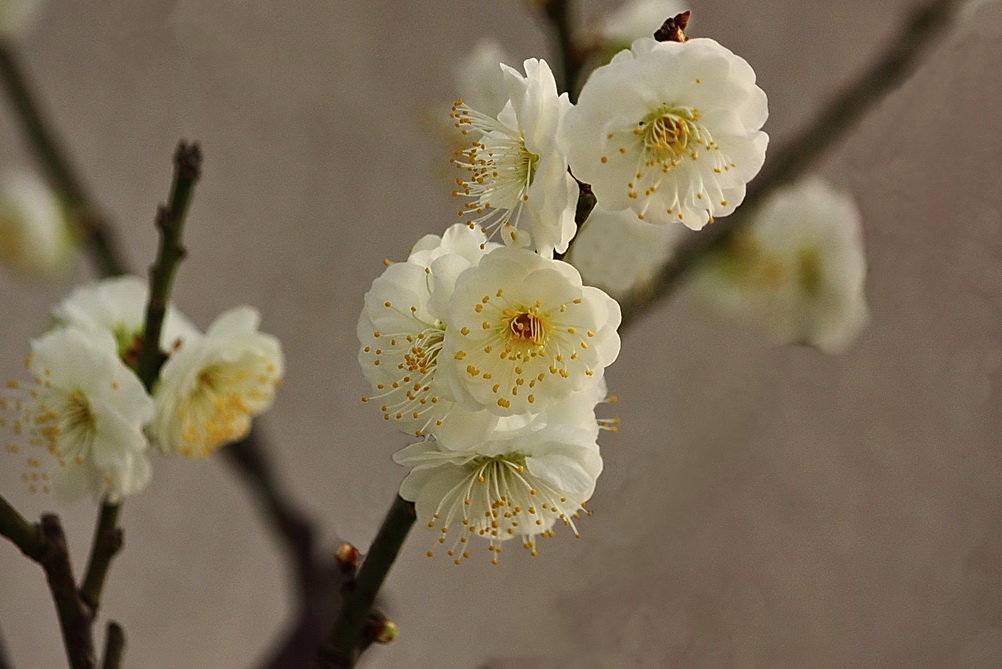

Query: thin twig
[99,622,125,669]
[618,0,963,329]
[78,503,122,615]
[316,496,416,669]
[0,39,127,277]
[135,141,202,389]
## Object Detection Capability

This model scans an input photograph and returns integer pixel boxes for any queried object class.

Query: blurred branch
[0,494,41,559]
[99,622,124,669]
[136,141,202,389]
[223,431,346,669]
[0,39,127,277]
[537,0,584,100]
[316,495,415,669]
[78,502,122,616]
[618,0,964,329]
[38,515,96,669]
[0,619,12,669]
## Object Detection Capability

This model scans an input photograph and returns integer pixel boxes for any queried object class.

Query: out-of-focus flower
[454,38,512,119]
[450,58,579,257]
[51,275,200,360]
[0,0,43,38]
[395,422,602,564]
[598,0,686,47]
[151,306,283,457]
[441,247,621,417]
[565,205,688,300]
[3,326,154,502]
[565,37,768,230]
[688,178,869,353]
[0,170,79,280]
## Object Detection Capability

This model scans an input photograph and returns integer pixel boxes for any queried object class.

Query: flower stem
[0,39,127,278]
[135,141,202,391]
[618,0,964,329]
[316,495,416,668]
[38,515,96,669]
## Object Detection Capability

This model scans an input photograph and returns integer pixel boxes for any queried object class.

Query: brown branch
[99,622,124,669]
[37,515,96,669]
[618,0,964,329]
[0,618,13,669]
[78,503,123,615]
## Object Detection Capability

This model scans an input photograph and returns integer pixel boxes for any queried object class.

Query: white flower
[599,0,686,46]
[688,178,869,353]
[450,58,579,257]
[395,422,602,564]
[358,224,502,441]
[151,307,283,457]
[51,275,201,360]
[0,170,79,279]
[3,326,154,502]
[565,204,687,300]
[454,38,512,119]
[565,37,768,230]
[440,247,621,418]
[0,0,43,37]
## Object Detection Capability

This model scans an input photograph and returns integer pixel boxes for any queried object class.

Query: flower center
[506,310,547,346]
[797,245,823,296]
[638,104,701,160]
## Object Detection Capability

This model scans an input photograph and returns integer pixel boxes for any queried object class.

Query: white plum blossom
[151,306,283,457]
[599,0,686,46]
[450,58,579,257]
[440,247,621,418]
[51,275,200,360]
[358,224,501,441]
[3,327,154,502]
[687,178,869,353]
[565,204,688,300]
[0,170,79,279]
[395,422,602,564]
[565,37,768,230]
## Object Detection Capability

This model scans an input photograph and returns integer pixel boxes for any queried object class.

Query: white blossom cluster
[361,11,773,563]
[2,276,283,502]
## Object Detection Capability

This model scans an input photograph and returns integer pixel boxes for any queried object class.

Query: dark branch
[99,622,125,669]
[315,496,416,669]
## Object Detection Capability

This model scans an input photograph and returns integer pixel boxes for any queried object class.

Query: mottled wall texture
[1,1,1001,667]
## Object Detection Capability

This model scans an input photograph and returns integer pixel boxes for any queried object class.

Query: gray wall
[1,1,1000,667]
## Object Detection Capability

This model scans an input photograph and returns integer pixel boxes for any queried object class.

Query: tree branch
[135,141,202,389]
[99,622,124,669]
[315,496,416,669]
[0,618,12,669]
[0,494,41,559]
[0,39,127,277]
[618,0,964,329]
[37,515,96,669]
[78,503,122,615]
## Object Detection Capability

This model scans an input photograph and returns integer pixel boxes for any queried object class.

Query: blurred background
[1,1,1000,667]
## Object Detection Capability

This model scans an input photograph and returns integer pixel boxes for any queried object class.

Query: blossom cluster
[359,12,775,563]
[3,276,283,502]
